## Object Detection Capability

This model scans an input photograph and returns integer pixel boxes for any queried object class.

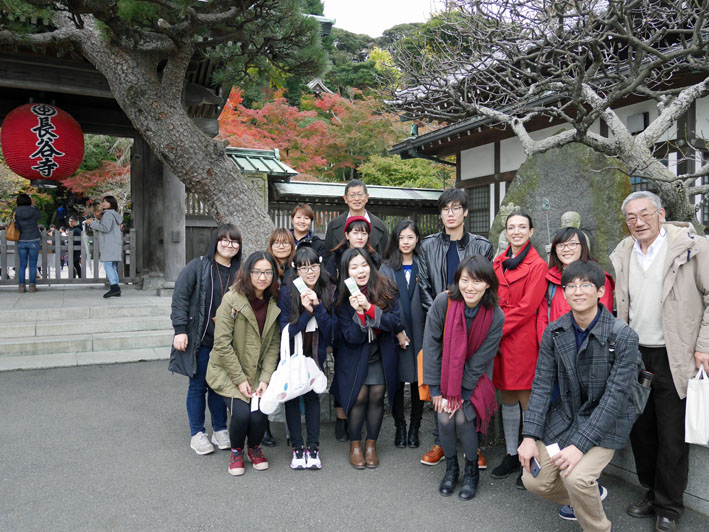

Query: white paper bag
[685,367,709,447]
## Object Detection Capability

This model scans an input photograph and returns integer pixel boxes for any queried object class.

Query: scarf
[441,298,497,433]
[502,240,532,271]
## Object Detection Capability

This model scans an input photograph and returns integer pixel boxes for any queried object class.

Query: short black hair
[549,227,597,270]
[16,193,31,206]
[561,260,605,290]
[345,179,368,195]
[447,255,499,309]
[437,188,468,212]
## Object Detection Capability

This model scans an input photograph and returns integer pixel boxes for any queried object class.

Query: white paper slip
[250,396,260,412]
[546,443,561,458]
[292,277,308,295]
[344,277,361,296]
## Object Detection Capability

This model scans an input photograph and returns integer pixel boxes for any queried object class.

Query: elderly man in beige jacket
[610,191,709,532]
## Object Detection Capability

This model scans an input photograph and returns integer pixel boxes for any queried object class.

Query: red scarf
[441,298,498,433]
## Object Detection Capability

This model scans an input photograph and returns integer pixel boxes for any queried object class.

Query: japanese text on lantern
[29,104,65,178]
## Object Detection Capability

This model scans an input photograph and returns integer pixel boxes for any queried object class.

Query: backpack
[607,318,650,417]
[546,282,557,321]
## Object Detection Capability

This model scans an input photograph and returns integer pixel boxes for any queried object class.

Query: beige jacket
[610,222,709,399]
[206,290,281,403]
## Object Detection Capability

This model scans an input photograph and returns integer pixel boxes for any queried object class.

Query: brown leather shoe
[18,285,26,293]
[655,516,677,531]
[627,497,655,518]
[365,439,379,468]
[477,449,488,470]
[421,444,444,465]
[349,441,365,469]
[29,284,38,293]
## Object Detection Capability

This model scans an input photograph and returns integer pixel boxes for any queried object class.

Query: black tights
[347,384,385,441]
[438,410,479,459]
[223,397,268,450]
[392,381,424,425]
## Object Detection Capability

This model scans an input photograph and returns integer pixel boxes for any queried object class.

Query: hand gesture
[353,292,370,312]
[551,444,583,477]
[255,381,268,397]
[306,289,319,308]
[517,437,539,473]
[395,331,410,350]
[301,291,314,313]
[172,333,188,351]
[349,294,362,313]
[238,380,252,398]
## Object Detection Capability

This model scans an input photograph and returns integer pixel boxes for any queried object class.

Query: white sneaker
[306,447,322,470]
[290,447,306,470]
[190,431,215,455]
[211,430,231,450]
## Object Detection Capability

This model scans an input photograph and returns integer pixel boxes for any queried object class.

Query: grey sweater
[89,209,124,262]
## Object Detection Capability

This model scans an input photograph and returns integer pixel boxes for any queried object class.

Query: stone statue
[495,230,509,258]
[561,211,582,229]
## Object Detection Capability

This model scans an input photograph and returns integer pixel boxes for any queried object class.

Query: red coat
[493,244,548,390]
[535,266,616,344]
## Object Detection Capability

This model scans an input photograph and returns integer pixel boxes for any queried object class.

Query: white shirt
[632,228,667,272]
[347,210,371,223]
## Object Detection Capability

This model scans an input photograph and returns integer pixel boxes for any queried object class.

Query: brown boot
[18,285,26,293]
[365,439,379,468]
[29,284,38,293]
[349,441,365,469]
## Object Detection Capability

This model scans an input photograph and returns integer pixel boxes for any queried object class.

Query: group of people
[169,181,709,532]
[10,193,124,297]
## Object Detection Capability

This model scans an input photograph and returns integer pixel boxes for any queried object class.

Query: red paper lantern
[1,103,84,185]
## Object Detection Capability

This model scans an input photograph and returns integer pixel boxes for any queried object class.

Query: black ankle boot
[459,459,479,501]
[407,420,420,448]
[335,418,348,442]
[261,422,276,447]
[394,421,407,448]
[103,284,121,298]
[439,456,459,496]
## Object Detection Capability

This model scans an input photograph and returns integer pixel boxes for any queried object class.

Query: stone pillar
[131,136,186,291]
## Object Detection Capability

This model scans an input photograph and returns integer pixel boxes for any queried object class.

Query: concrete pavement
[2,361,705,532]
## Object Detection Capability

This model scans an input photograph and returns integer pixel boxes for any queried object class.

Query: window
[467,185,490,236]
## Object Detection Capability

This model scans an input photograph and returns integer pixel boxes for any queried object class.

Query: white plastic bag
[685,367,709,447]
[260,328,327,415]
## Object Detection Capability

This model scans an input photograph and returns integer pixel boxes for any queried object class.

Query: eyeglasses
[625,210,658,226]
[562,283,596,293]
[219,239,240,248]
[297,264,320,274]
[347,192,366,199]
[272,241,291,248]
[442,205,463,214]
[556,241,580,251]
[250,270,274,278]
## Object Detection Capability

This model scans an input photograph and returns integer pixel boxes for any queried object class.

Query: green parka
[206,289,281,404]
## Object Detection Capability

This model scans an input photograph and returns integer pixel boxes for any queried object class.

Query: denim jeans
[285,390,321,448]
[186,345,227,436]
[17,240,40,285]
[104,261,119,285]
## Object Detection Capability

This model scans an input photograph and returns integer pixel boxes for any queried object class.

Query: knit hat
[345,215,371,233]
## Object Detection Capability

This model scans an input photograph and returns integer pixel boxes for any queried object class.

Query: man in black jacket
[68,216,82,278]
[418,188,494,467]
[323,180,388,258]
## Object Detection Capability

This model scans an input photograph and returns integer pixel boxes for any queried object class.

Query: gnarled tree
[0,0,326,252]
[389,0,709,226]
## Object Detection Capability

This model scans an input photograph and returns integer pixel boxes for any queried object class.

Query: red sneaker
[228,448,245,476]
[247,445,269,471]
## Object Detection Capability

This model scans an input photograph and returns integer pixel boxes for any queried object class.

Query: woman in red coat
[491,212,547,486]
[535,227,615,343]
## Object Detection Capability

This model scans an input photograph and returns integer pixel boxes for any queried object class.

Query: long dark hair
[233,251,279,301]
[288,246,333,324]
[103,195,118,211]
[267,228,296,279]
[330,219,376,256]
[447,256,499,309]
[336,248,395,310]
[549,227,597,271]
[383,219,420,270]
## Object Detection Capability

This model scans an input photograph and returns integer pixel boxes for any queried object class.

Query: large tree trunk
[68,18,274,256]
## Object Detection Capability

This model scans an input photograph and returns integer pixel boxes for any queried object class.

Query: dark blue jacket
[333,294,401,414]
[522,305,640,453]
[15,205,41,241]
[277,281,334,368]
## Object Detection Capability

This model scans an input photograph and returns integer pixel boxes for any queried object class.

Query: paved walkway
[2,361,705,532]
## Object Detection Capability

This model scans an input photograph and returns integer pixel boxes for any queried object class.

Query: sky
[322,0,445,38]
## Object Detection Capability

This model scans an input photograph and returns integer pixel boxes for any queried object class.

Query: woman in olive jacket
[206,251,281,477]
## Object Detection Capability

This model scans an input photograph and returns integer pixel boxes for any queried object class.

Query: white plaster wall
[460,144,494,180]
[498,125,570,173]
[611,100,678,142]
[695,95,709,140]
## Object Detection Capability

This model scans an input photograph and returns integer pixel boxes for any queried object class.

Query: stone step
[35,316,172,337]
[0,303,171,323]
[0,329,173,357]
[0,347,170,372]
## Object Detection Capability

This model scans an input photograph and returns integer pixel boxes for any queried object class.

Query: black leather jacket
[417,231,494,312]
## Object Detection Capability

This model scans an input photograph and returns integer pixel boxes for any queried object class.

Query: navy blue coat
[332,294,401,414]
[277,281,334,368]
